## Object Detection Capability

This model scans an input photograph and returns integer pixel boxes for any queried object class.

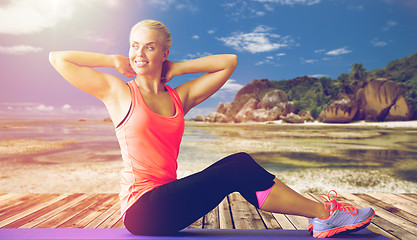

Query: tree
[351,63,367,90]
[337,73,352,94]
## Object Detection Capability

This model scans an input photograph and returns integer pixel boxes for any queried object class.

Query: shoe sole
[312,211,375,238]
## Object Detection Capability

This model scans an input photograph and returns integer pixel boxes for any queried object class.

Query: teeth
[134,60,148,66]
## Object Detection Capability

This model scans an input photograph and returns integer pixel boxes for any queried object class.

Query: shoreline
[187,119,417,128]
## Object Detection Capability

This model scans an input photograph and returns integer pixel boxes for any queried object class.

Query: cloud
[0,0,74,35]
[255,55,281,66]
[0,103,108,119]
[77,31,114,46]
[218,25,293,54]
[224,0,321,20]
[381,20,397,32]
[0,45,43,55]
[301,57,318,64]
[370,38,388,47]
[212,79,243,102]
[212,79,244,100]
[62,104,72,110]
[314,49,326,54]
[255,0,321,6]
[325,46,351,56]
[309,74,328,78]
[192,35,199,40]
[208,29,216,34]
[146,0,198,12]
[179,52,212,62]
[185,107,215,118]
[220,79,244,93]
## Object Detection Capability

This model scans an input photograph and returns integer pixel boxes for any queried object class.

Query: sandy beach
[1,118,416,194]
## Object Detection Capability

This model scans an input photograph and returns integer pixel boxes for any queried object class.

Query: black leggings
[124,152,276,235]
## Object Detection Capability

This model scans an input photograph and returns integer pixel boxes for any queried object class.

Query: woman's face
[129,27,169,76]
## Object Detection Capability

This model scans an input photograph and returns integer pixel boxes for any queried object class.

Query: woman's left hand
[161,60,175,83]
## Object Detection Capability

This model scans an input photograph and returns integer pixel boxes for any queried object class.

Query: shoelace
[321,190,358,215]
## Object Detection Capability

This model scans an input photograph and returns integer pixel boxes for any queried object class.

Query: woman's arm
[170,54,238,114]
[49,51,134,101]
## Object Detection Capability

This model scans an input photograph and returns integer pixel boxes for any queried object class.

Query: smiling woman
[49,19,374,238]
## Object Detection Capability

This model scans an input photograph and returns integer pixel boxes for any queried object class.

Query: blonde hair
[130,19,171,50]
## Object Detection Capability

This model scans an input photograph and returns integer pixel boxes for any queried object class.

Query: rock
[234,98,260,123]
[318,94,358,123]
[260,90,288,110]
[280,113,305,123]
[360,79,410,121]
[247,106,282,122]
[301,111,315,122]
[208,112,229,123]
[216,102,232,115]
[194,115,206,122]
[233,90,295,123]
[385,95,411,121]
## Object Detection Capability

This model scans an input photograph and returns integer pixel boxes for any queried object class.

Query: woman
[49,19,374,238]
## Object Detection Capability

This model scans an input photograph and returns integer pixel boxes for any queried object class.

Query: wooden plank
[186,217,203,229]
[369,194,417,218]
[308,193,400,240]
[0,194,59,222]
[258,210,281,229]
[84,199,120,228]
[341,193,416,240]
[228,193,265,229]
[218,196,233,229]
[34,194,104,228]
[355,194,417,234]
[271,213,295,230]
[204,205,219,229]
[0,193,22,205]
[17,193,90,228]
[285,215,309,230]
[404,193,417,200]
[395,194,417,205]
[0,194,43,217]
[97,207,123,228]
[111,217,125,228]
[0,194,69,228]
[59,194,119,228]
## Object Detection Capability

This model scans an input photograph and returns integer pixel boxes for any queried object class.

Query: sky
[1,0,417,119]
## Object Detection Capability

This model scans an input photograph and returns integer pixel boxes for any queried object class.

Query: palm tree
[351,63,367,89]
[337,73,352,94]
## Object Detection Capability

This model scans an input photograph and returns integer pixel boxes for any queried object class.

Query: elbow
[49,51,68,68]
[49,51,58,66]
[229,54,238,69]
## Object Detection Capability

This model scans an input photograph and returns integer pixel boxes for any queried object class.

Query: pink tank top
[115,80,185,216]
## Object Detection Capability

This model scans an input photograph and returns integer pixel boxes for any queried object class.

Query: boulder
[208,112,229,123]
[216,102,232,115]
[280,113,305,123]
[301,111,315,122]
[234,98,260,123]
[247,107,282,122]
[260,90,288,109]
[360,79,410,121]
[318,94,358,123]
[385,95,411,121]
[194,115,206,122]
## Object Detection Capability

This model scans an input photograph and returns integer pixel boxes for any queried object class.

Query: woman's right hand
[114,55,136,79]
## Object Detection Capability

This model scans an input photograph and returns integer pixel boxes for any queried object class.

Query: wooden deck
[0,193,416,239]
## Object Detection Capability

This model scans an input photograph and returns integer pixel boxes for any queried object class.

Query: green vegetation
[229,52,417,120]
